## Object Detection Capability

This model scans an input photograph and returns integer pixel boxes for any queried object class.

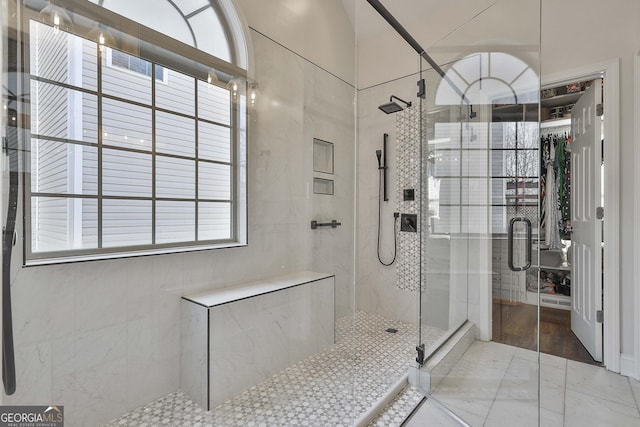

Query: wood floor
[492,300,600,365]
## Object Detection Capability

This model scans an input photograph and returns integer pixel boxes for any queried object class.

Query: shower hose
[377,167,397,266]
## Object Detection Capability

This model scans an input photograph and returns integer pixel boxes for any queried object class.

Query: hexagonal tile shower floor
[105,312,446,427]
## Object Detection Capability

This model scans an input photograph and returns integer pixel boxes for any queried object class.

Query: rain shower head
[378,95,412,114]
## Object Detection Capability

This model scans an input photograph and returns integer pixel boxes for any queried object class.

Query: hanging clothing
[546,149,562,249]
[558,134,572,239]
[540,133,571,247]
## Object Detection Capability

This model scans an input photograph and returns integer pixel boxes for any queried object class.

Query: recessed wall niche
[313,177,334,195]
[313,138,334,174]
[313,138,334,195]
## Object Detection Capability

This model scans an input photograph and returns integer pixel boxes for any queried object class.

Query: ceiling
[340,0,497,45]
[341,0,449,41]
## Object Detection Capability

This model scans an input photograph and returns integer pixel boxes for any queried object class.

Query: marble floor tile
[105,334,640,427]
[564,388,640,427]
[105,311,446,427]
[538,363,567,414]
[424,399,486,427]
[367,385,424,427]
[403,399,463,427]
[566,359,637,408]
[630,378,640,411]
[485,399,563,427]
[410,341,639,427]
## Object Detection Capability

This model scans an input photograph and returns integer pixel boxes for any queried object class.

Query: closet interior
[491,80,601,365]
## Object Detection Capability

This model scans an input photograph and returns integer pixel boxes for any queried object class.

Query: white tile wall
[180,276,335,410]
[6,23,355,426]
[179,300,208,409]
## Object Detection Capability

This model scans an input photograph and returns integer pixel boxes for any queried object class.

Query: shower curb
[409,321,476,394]
[353,373,408,427]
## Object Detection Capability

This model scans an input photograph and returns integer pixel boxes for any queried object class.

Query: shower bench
[180,271,335,410]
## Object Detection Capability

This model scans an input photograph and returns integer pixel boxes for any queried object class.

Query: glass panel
[102,199,152,247]
[30,81,98,143]
[417,2,541,424]
[156,201,195,243]
[30,139,97,195]
[188,8,231,63]
[198,162,231,200]
[156,111,196,157]
[198,80,231,125]
[29,20,98,91]
[30,197,98,252]
[430,122,461,149]
[462,122,489,149]
[173,0,209,15]
[461,178,489,205]
[198,202,231,240]
[198,121,231,163]
[102,48,152,105]
[156,156,195,199]
[434,178,460,205]
[96,0,194,48]
[102,98,152,150]
[461,149,488,176]
[102,148,152,197]
[431,205,460,235]
[155,68,195,116]
[431,149,460,177]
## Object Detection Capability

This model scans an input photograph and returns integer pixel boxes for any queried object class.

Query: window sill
[24,242,248,267]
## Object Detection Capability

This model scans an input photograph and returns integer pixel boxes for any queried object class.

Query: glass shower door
[416,0,542,425]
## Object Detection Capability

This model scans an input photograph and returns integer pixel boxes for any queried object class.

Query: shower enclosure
[407,0,543,424]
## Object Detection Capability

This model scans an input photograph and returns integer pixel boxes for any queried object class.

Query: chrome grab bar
[507,217,532,272]
[310,220,341,229]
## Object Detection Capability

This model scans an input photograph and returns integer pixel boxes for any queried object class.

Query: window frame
[429,118,540,236]
[105,48,168,84]
[21,2,248,265]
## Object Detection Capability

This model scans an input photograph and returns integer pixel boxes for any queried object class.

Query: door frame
[634,52,640,381]
[542,58,620,372]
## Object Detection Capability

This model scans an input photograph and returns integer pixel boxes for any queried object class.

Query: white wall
[356,0,640,364]
[2,2,355,426]
[355,0,540,327]
[356,74,418,323]
[234,0,355,86]
[540,0,639,360]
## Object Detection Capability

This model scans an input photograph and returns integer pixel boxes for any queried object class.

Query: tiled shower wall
[356,75,421,324]
[5,25,355,427]
[395,106,421,292]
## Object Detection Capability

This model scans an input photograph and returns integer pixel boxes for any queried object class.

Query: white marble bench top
[182,271,334,308]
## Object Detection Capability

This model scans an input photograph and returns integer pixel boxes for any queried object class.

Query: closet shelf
[534,264,571,272]
[540,118,571,129]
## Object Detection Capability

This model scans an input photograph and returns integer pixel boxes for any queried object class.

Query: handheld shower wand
[376,134,397,266]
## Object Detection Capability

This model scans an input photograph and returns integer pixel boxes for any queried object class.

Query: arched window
[436,52,538,106]
[22,0,249,263]
[429,52,540,235]
[87,0,248,69]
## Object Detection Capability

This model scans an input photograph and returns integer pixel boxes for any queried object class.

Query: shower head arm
[389,95,411,108]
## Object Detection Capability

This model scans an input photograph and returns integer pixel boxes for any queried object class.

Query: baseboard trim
[620,354,636,379]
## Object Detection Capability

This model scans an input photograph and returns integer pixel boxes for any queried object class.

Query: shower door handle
[507,217,532,272]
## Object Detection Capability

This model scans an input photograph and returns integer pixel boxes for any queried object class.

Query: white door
[570,78,603,362]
